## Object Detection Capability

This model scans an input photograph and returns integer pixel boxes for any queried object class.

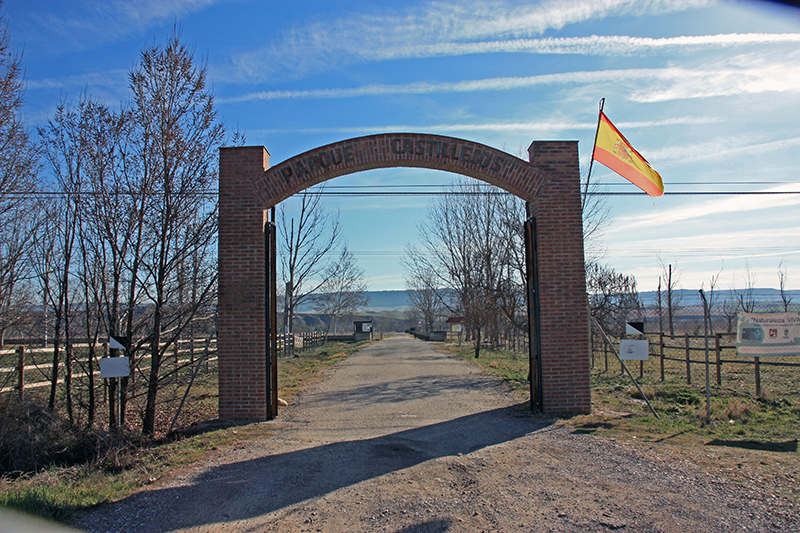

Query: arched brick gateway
[218,134,590,421]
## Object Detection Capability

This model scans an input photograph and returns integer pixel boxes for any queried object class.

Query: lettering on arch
[256,133,549,206]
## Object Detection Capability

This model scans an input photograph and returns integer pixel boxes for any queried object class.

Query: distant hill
[639,288,800,309]
[295,290,411,313]
[294,287,799,315]
[363,290,411,311]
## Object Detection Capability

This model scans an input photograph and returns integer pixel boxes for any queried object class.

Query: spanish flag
[592,111,664,197]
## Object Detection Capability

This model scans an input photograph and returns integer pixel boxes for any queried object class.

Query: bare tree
[586,262,640,337]
[721,298,738,333]
[658,258,682,336]
[580,167,612,265]
[702,263,723,335]
[278,186,341,334]
[129,29,224,437]
[313,245,369,338]
[408,179,520,358]
[777,260,792,312]
[0,4,39,348]
[734,263,757,314]
[402,256,443,333]
[38,97,92,419]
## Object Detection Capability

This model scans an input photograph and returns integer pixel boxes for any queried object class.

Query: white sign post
[737,312,800,357]
[619,339,649,361]
[101,351,130,430]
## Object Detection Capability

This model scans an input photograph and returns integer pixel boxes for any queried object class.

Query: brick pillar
[219,146,271,421]
[528,141,591,415]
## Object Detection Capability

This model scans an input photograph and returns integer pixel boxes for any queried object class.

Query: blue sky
[7,0,800,293]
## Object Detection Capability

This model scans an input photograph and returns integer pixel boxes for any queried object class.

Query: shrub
[0,395,91,475]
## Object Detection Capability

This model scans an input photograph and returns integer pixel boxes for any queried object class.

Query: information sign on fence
[619,339,649,360]
[100,356,130,378]
[737,312,800,357]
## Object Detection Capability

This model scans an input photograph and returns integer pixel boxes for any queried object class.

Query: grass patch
[440,341,800,502]
[278,340,373,401]
[0,338,375,524]
[581,369,800,501]
[439,343,530,398]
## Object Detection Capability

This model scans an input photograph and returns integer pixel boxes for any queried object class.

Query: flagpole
[586,98,605,185]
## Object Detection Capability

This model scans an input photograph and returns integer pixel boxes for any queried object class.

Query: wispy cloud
[27,69,129,92]
[220,51,800,103]
[648,136,800,164]
[22,0,226,52]
[354,33,800,61]
[225,0,713,82]
[613,184,800,231]
[245,116,719,136]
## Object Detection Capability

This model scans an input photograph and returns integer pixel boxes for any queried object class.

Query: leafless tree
[278,185,341,334]
[702,263,723,335]
[777,260,792,312]
[721,298,738,333]
[581,167,612,265]
[407,179,520,358]
[658,258,682,336]
[586,262,640,337]
[734,262,757,314]
[38,97,92,419]
[402,256,443,333]
[313,244,369,338]
[129,30,224,437]
[0,5,39,348]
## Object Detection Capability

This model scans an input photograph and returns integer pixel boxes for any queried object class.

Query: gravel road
[75,334,800,533]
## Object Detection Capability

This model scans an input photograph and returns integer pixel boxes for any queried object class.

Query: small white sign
[619,339,649,361]
[100,357,130,378]
[109,336,127,350]
[625,322,644,335]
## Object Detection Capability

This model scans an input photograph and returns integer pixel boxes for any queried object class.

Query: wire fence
[484,294,800,402]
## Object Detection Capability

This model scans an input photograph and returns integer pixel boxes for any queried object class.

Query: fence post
[754,357,761,398]
[659,332,665,382]
[603,341,608,372]
[685,333,691,385]
[15,345,24,398]
[715,333,722,386]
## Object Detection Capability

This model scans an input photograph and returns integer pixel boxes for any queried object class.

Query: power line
[5,187,800,198]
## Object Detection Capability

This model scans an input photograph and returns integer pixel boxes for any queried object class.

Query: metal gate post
[265,207,279,419]
[524,203,543,412]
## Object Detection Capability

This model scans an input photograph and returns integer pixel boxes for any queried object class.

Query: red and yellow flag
[592,112,664,197]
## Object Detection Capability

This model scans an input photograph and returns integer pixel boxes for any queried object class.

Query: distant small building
[354,320,373,341]
[445,317,464,341]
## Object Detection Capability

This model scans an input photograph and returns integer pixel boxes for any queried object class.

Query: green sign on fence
[737,312,800,357]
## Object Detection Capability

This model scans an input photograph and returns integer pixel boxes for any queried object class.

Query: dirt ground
[74,335,800,533]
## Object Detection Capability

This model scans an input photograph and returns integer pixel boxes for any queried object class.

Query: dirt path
[75,335,799,532]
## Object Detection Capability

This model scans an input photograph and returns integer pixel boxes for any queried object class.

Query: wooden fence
[591,330,800,399]
[276,331,325,358]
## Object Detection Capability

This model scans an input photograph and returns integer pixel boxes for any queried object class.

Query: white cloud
[26,69,129,92]
[220,51,800,103]
[226,0,713,82]
[648,136,800,165]
[245,116,718,136]
[23,0,226,51]
[359,33,800,61]
[612,184,800,231]
[632,54,800,102]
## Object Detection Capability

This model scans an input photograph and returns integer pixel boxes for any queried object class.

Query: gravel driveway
[74,334,800,532]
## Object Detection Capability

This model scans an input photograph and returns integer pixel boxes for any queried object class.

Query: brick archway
[218,134,590,421]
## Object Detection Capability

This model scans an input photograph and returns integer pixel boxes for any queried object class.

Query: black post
[265,207,278,419]
[524,203,543,412]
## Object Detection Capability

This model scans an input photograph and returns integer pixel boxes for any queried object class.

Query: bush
[0,395,93,475]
